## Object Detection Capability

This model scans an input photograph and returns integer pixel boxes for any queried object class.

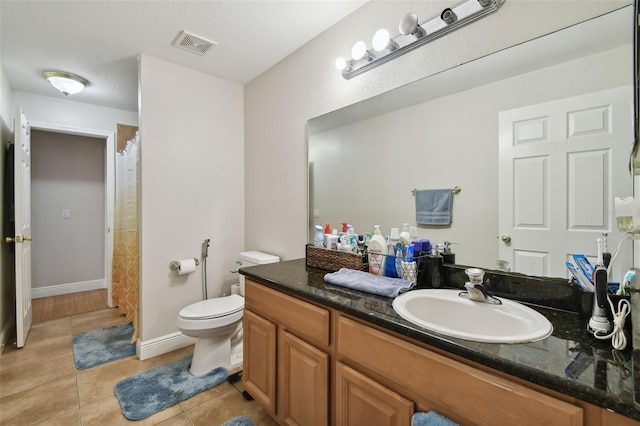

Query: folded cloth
[324,268,414,298]
[411,411,460,426]
[415,189,453,225]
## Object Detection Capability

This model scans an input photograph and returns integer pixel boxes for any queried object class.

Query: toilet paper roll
[231,283,241,295]
[177,259,197,276]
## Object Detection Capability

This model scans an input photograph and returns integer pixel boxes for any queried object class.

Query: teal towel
[415,189,453,225]
[411,411,459,426]
[324,268,414,298]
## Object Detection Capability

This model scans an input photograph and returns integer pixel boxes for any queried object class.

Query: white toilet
[177,251,279,376]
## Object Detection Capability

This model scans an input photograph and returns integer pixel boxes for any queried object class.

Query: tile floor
[0,308,278,426]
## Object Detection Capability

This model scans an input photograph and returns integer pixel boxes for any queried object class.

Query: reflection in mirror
[308,6,634,280]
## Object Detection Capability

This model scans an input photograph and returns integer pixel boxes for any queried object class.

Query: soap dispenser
[442,241,456,264]
[368,225,387,275]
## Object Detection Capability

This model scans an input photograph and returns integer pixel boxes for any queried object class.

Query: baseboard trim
[32,279,106,299]
[137,331,195,361]
[0,314,15,349]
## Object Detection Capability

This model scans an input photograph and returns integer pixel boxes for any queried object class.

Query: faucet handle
[465,268,485,284]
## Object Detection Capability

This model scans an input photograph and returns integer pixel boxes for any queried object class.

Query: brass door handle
[501,234,512,243]
[5,235,31,243]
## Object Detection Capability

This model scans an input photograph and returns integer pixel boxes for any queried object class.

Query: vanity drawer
[337,315,583,426]
[245,280,330,348]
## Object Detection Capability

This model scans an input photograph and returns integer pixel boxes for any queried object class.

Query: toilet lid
[179,294,244,320]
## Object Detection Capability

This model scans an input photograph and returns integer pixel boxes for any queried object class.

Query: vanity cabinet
[243,310,277,415]
[336,315,582,426]
[243,280,330,426]
[335,361,413,426]
[243,278,639,425]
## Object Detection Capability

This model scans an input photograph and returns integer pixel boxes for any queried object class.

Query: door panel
[14,109,32,348]
[499,87,633,279]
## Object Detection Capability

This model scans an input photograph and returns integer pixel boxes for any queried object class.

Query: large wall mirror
[308,5,635,281]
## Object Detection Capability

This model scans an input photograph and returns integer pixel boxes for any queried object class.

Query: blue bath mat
[72,322,136,369]
[221,416,256,426]
[114,354,228,420]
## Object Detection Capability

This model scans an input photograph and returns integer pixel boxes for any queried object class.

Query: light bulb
[372,28,398,52]
[372,29,390,52]
[351,41,368,61]
[399,12,424,37]
[335,57,347,70]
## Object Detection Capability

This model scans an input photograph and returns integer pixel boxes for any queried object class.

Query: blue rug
[114,354,228,421]
[72,323,136,369]
[221,416,256,426]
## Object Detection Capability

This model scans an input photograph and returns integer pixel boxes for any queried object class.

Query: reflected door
[498,86,633,279]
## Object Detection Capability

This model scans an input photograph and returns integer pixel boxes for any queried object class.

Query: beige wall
[138,55,244,348]
[31,130,105,291]
[244,0,630,261]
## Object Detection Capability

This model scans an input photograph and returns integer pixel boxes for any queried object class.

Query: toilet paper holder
[169,258,200,271]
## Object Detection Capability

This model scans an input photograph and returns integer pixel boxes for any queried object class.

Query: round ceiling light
[42,71,90,96]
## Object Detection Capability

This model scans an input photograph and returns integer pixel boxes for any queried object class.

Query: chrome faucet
[459,268,502,305]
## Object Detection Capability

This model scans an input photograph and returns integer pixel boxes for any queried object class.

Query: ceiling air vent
[172,31,216,56]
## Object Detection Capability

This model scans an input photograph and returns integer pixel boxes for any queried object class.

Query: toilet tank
[238,251,280,295]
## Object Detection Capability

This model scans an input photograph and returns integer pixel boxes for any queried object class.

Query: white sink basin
[392,289,553,343]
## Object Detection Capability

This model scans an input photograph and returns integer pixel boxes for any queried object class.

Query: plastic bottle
[368,225,387,275]
[314,225,324,248]
[384,243,398,278]
[328,229,339,250]
[399,223,411,247]
[401,245,417,284]
[395,243,404,278]
[323,223,332,249]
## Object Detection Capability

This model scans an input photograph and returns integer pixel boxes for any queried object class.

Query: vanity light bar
[339,0,506,80]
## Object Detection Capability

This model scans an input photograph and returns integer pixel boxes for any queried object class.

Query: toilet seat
[179,294,244,320]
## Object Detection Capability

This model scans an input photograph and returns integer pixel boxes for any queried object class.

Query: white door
[498,87,633,280]
[12,109,32,348]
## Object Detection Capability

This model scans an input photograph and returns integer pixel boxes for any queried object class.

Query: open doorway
[28,122,114,322]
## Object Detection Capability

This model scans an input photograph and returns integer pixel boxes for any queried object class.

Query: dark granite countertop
[240,258,640,422]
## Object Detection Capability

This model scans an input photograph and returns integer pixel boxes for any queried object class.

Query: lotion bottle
[368,225,386,275]
[399,223,411,248]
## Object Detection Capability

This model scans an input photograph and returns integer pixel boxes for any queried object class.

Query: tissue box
[305,244,367,272]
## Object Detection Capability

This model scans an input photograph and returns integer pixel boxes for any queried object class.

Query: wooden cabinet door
[244,310,277,416]
[279,330,329,426]
[335,362,413,426]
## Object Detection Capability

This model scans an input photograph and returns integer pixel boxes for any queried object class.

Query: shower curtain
[111,134,140,343]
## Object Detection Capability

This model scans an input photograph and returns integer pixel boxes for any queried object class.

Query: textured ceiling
[1,0,366,112]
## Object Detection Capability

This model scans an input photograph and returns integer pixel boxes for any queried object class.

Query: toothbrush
[619,269,636,295]
[602,233,611,267]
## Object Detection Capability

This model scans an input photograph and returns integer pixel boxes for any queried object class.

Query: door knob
[501,234,512,243]
[5,235,30,243]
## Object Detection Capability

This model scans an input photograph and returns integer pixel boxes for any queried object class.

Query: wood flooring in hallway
[32,289,109,323]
